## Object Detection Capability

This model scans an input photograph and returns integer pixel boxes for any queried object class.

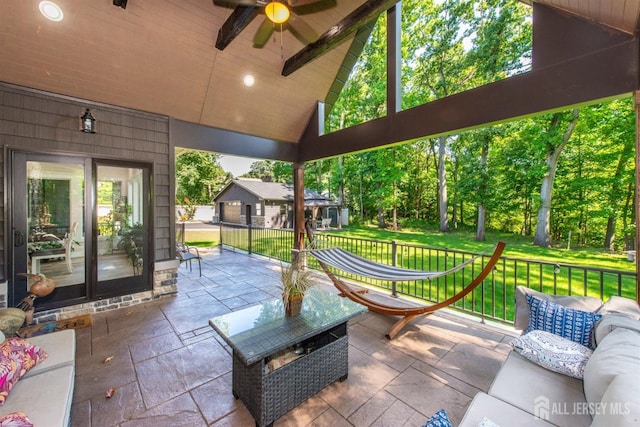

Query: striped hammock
[307,247,477,282]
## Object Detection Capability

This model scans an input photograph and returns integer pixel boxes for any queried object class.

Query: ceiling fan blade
[287,14,318,45]
[213,0,258,7]
[215,5,260,50]
[253,18,275,48]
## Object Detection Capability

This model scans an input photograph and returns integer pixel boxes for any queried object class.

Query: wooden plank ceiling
[0,0,638,145]
[0,0,364,143]
[530,0,640,34]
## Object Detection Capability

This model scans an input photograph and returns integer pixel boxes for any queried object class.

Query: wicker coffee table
[209,288,366,427]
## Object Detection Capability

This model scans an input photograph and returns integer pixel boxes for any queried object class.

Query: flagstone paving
[70,247,518,426]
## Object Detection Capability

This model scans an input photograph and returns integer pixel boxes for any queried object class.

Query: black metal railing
[218,222,637,325]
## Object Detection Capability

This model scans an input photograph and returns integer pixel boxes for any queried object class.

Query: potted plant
[118,223,144,275]
[278,262,314,317]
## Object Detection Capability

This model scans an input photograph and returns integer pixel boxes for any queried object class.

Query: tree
[175,149,230,205]
[533,109,580,247]
[272,162,293,184]
[244,160,274,181]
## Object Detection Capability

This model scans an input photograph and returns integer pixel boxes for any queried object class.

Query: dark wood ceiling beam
[171,119,298,162]
[297,40,639,161]
[282,0,399,76]
[215,6,259,51]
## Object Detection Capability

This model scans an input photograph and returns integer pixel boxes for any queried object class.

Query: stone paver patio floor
[70,247,518,426]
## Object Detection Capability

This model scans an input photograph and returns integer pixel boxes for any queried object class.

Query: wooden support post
[635,91,640,304]
[293,162,306,267]
[387,3,401,115]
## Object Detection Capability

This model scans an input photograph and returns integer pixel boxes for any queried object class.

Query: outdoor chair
[176,242,202,276]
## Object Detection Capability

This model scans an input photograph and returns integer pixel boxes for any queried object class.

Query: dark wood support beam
[215,6,259,51]
[170,118,298,162]
[292,162,305,264]
[635,91,640,303]
[282,0,399,76]
[298,40,639,161]
[387,3,401,115]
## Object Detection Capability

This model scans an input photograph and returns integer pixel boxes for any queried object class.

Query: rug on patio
[17,314,93,338]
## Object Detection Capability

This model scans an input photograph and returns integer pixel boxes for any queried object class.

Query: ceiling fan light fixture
[265,2,290,24]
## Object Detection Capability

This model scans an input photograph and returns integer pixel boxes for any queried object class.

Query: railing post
[248,224,252,255]
[218,222,223,248]
[391,240,398,297]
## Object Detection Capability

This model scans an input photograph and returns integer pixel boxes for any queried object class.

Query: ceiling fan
[213,0,337,50]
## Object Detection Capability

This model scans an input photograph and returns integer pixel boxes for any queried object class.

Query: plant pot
[285,294,303,317]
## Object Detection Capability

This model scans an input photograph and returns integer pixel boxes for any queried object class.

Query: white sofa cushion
[489,352,591,427]
[23,329,75,379]
[583,327,640,405]
[596,296,640,320]
[459,392,555,427]
[593,313,640,346]
[514,286,602,331]
[0,364,74,426]
[590,374,640,427]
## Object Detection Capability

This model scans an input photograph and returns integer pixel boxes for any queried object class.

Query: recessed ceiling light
[39,1,64,22]
[243,75,255,87]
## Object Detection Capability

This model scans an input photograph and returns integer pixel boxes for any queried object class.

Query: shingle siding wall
[0,84,173,282]
[216,185,261,205]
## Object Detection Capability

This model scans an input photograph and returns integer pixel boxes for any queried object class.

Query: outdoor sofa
[458,286,640,427]
[0,329,76,426]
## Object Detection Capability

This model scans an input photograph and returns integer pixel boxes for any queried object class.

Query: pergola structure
[1,0,639,308]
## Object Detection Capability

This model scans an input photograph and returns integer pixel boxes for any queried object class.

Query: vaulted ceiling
[1,0,639,149]
[1,0,366,144]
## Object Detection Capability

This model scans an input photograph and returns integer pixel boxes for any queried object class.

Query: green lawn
[217,224,637,324]
[326,225,636,272]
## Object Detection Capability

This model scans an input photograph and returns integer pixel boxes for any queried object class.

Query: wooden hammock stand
[304,224,506,339]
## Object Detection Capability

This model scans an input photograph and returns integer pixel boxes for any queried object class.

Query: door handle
[14,230,25,247]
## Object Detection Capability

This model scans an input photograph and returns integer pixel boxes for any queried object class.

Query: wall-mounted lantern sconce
[80,108,96,133]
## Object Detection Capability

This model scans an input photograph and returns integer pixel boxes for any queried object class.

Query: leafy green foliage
[175,149,230,205]
[317,0,634,251]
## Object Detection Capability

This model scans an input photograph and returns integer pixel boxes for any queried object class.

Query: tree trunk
[476,141,489,242]
[533,109,580,247]
[476,206,486,241]
[604,130,634,251]
[377,182,385,228]
[604,217,616,251]
[337,156,344,229]
[377,205,385,228]
[392,205,398,230]
[438,136,450,232]
[623,181,635,250]
[451,160,458,228]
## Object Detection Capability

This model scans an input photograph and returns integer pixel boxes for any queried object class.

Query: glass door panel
[27,162,86,285]
[96,163,150,297]
[10,152,89,308]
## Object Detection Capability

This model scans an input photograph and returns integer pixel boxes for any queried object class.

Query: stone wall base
[27,261,180,324]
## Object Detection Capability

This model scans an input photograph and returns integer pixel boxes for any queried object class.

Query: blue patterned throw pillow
[511,330,593,379]
[422,409,452,427]
[525,294,602,349]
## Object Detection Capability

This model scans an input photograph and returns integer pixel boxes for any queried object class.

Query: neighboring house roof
[214,179,340,207]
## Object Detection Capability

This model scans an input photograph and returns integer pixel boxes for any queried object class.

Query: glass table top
[209,288,366,365]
